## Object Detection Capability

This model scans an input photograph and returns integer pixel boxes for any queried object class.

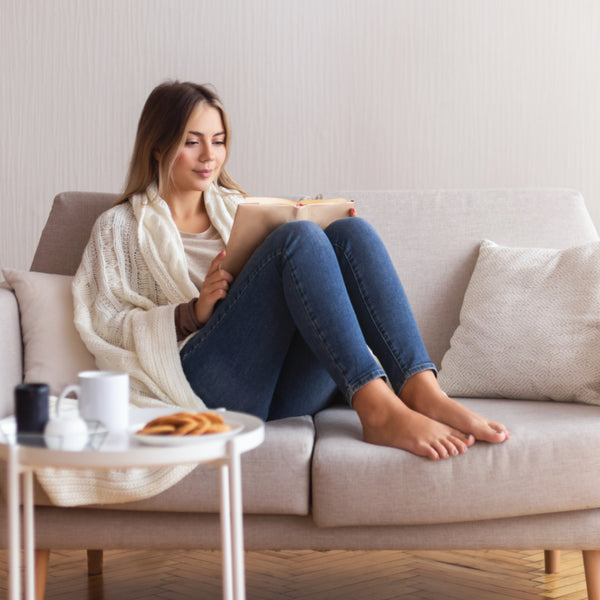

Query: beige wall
[2,0,600,270]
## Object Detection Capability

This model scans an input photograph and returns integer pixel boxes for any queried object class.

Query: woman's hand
[194,250,233,325]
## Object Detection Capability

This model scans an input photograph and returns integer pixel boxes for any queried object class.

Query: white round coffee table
[0,407,264,600]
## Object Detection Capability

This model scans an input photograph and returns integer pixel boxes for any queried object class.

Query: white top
[180,225,226,291]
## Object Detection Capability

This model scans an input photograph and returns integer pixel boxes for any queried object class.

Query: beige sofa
[2,188,600,598]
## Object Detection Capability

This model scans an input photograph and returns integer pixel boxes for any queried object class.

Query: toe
[451,435,469,454]
[481,423,509,443]
[422,442,441,460]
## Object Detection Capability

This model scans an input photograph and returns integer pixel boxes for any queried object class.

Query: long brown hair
[117,81,244,204]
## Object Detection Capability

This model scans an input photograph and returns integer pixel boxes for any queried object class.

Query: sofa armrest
[0,283,22,417]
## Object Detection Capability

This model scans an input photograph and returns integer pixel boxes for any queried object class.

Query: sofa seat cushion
[312,400,600,527]
[33,416,315,515]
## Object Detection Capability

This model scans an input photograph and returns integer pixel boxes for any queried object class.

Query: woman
[74,81,509,461]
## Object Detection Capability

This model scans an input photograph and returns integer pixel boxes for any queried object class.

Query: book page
[222,198,353,276]
[242,197,298,206]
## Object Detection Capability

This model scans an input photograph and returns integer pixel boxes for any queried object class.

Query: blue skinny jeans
[180,218,436,421]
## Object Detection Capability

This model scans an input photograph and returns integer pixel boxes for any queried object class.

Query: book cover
[222,197,354,276]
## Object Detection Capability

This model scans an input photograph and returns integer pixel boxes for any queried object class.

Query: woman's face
[167,104,227,199]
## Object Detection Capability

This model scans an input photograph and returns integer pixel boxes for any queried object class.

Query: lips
[193,169,213,179]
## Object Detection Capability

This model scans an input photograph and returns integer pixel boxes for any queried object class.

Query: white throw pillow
[2,269,96,395]
[438,240,600,405]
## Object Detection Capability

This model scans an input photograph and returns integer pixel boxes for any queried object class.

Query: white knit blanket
[36,184,242,506]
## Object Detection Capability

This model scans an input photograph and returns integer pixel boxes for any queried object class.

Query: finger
[204,270,233,289]
[209,265,233,283]
[203,271,233,292]
[202,278,230,296]
[208,250,227,274]
[204,288,228,303]
[195,287,229,323]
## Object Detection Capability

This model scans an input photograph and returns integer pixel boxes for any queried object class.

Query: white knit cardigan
[36,184,243,507]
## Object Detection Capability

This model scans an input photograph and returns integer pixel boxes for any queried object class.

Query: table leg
[220,463,233,600]
[23,470,35,600]
[7,444,21,600]
[228,440,246,600]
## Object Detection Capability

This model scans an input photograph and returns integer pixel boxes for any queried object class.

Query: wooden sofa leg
[35,549,50,600]
[583,550,600,600]
[87,549,104,576]
[544,550,561,574]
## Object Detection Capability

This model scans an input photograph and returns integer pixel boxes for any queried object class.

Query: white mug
[57,371,129,432]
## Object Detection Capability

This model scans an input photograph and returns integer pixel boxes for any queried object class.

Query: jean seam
[285,250,363,397]
[344,366,387,402]
[331,240,415,384]
[395,362,438,392]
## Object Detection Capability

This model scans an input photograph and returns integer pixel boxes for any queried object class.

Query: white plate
[134,421,244,446]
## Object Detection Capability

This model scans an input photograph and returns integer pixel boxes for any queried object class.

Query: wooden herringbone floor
[0,548,589,599]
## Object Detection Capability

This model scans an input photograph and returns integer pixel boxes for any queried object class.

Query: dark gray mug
[15,383,50,434]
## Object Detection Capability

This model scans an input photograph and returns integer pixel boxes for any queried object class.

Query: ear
[153,149,161,161]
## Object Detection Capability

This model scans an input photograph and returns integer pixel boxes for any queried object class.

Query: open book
[222,197,354,276]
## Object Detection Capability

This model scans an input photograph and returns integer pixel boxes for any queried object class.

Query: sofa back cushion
[31,189,598,366]
[31,191,118,276]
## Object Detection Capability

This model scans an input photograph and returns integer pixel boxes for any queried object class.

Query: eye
[185,140,198,147]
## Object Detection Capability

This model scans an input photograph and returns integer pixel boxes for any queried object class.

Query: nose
[199,140,214,163]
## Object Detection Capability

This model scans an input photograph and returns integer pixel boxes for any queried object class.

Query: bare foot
[353,379,473,460]
[401,371,510,444]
